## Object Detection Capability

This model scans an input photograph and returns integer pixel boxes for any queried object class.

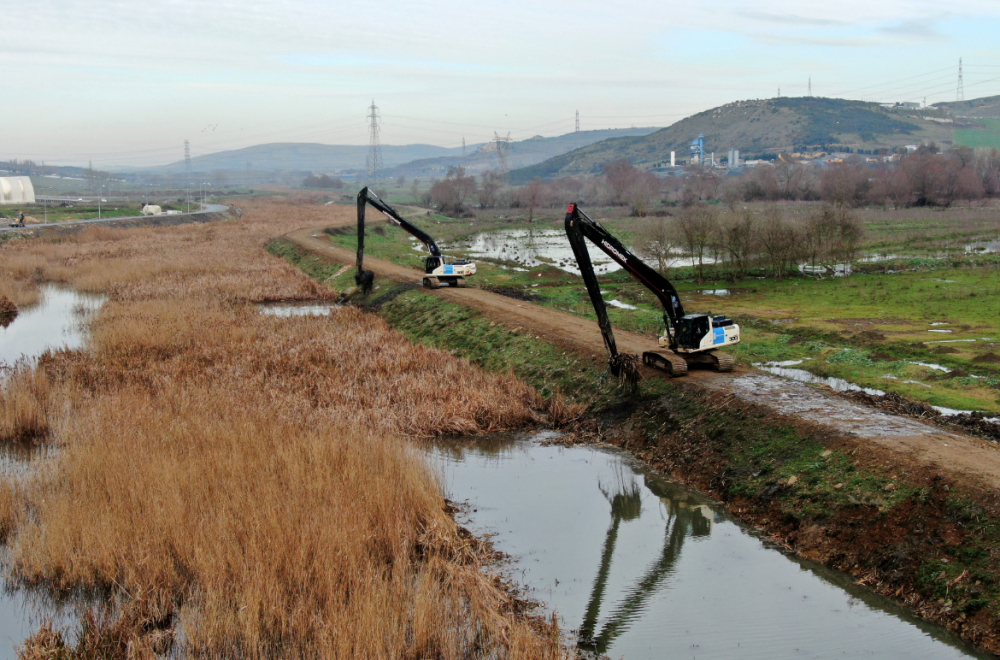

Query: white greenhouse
[0,177,35,205]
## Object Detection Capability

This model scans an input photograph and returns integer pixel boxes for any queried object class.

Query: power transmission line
[366,100,383,190]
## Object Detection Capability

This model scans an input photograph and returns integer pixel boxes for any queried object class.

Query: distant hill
[510,97,975,182]
[148,142,473,174]
[933,95,1000,119]
[386,127,659,178]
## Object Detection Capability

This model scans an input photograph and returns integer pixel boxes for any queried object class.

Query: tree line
[635,203,865,282]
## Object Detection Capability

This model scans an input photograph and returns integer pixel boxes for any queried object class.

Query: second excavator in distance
[355,186,476,292]
[564,202,740,379]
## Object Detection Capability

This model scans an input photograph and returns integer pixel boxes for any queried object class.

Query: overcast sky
[5,0,1000,167]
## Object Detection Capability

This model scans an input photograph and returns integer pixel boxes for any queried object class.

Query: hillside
[149,142,472,174]
[510,97,968,182]
[386,127,659,178]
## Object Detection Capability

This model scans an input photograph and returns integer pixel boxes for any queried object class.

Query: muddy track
[286,225,1000,491]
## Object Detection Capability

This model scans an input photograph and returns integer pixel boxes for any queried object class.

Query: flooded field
[429,434,989,660]
[0,286,104,367]
[446,228,624,275]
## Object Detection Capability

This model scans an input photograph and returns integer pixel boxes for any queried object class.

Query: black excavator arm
[564,203,738,380]
[565,202,684,360]
[356,187,442,293]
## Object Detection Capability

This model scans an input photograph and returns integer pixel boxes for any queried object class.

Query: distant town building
[0,177,34,205]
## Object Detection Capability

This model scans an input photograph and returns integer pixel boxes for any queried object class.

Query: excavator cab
[669,314,740,352]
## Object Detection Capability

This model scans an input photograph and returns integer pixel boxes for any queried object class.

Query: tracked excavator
[564,203,739,380]
[355,187,476,293]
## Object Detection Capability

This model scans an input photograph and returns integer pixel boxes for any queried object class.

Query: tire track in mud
[285,225,1000,491]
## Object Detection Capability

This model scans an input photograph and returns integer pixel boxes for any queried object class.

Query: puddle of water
[965,240,1000,254]
[799,263,853,277]
[928,329,954,334]
[911,362,951,373]
[429,435,988,660]
[255,301,340,317]
[768,359,806,367]
[755,363,886,396]
[700,289,731,296]
[605,299,637,311]
[903,380,933,388]
[926,339,979,344]
[0,286,104,367]
[931,322,951,326]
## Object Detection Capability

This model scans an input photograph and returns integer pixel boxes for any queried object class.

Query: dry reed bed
[0,197,561,659]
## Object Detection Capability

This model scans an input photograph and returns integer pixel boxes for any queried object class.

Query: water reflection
[0,286,104,367]
[429,435,989,659]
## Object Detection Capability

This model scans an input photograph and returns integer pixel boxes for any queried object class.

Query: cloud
[738,11,853,27]
[749,32,877,48]
[877,18,946,41]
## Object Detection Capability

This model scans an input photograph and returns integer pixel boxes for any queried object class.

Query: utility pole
[184,139,191,213]
[777,87,781,98]
[575,110,580,133]
[366,100,384,191]
[957,58,965,102]
[462,136,466,159]
[808,76,812,96]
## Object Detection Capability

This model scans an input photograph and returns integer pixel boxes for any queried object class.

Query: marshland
[0,199,563,658]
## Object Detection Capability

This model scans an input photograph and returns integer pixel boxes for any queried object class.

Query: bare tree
[478,171,503,209]
[636,215,676,273]
[519,178,546,221]
[626,172,661,216]
[721,208,758,281]
[757,205,799,278]
[603,160,640,205]
[674,203,717,283]
[820,162,870,207]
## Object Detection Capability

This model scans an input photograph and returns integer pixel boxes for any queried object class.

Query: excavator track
[680,350,735,372]
[642,351,688,377]
[423,277,440,289]
[712,351,735,372]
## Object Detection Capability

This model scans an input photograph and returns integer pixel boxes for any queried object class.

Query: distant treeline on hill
[302,174,345,189]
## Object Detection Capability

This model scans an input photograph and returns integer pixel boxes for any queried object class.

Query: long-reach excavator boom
[564,202,739,378]
[356,187,475,291]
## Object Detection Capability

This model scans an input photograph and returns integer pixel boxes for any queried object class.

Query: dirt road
[287,225,1000,491]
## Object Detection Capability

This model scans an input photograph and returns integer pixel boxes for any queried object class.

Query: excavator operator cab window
[425,257,440,273]
[676,314,710,350]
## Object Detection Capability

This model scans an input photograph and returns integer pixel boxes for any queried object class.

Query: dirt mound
[843,390,1000,442]
[0,295,17,315]
[973,353,1000,363]
[843,391,938,419]
[483,286,540,302]
[932,346,959,354]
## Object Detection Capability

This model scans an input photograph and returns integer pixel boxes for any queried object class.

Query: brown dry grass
[0,195,562,659]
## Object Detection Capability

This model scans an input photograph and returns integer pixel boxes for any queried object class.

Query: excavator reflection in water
[577,471,713,655]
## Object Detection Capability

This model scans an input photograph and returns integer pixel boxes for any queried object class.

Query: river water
[428,434,989,660]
